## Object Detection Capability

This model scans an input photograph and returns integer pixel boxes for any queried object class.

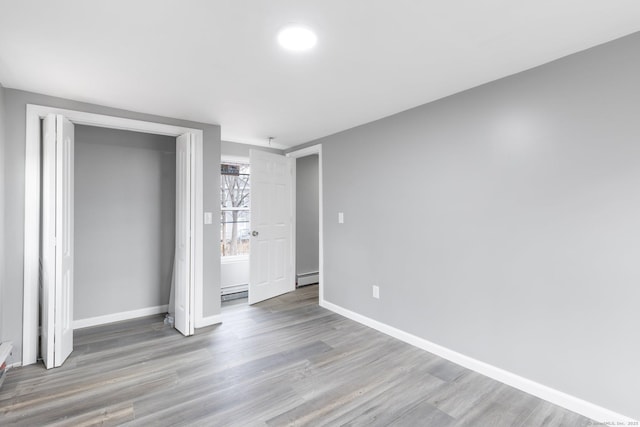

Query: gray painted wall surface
[0,83,6,341]
[2,88,221,363]
[296,155,319,276]
[74,125,175,320]
[221,140,283,158]
[302,33,640,419]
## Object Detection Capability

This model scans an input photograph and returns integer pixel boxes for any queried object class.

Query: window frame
[220,157,251,259]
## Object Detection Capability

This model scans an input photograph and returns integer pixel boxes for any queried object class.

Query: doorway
[220,150,297,306]
[220,145,324,309]
[293,154,320,289]
[287,145,323,303]
[22,105,205,367]
[73,125,176,329]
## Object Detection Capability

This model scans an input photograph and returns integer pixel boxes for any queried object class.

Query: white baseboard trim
[1,343,20,370]
[319,298,636,424]
[195,314,222,328]
[297,273,319,287]
[73,305,169,330]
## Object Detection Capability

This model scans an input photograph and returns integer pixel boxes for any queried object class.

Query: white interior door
[249,150,294,304]
[174,133,195,336]
[42,114,74,369]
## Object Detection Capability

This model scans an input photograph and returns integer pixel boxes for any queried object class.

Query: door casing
[23,104,205,366]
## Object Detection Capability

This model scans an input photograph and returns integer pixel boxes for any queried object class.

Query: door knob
[252,230,259,237]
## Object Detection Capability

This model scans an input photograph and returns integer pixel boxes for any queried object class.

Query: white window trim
[221,154,249,164]
[221,254,250,264]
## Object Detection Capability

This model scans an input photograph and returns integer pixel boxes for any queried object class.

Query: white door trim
[23,104,205,366]
[286,145,323,303]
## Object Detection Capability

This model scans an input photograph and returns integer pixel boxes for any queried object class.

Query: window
[221,162,250,257]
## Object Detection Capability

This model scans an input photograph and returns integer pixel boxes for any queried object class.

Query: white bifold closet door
[174,133,195,336]
[248,150,294,304]
[42,114,74,369]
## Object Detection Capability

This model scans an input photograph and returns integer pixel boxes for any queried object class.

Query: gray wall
[299,33,640,419]
[1,88,221,364]
[221,140,283,158]
[74,125,175,320]
[296,155,319,276]
[0,83,5,341]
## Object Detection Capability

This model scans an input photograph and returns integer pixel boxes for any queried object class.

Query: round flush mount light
[277,25,317,51]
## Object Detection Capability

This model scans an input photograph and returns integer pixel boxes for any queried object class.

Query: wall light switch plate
[204,212,213,224]
[338,212,344,224]
[373,285,380,299]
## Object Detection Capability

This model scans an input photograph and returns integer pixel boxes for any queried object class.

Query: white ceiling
[1,1,639,149]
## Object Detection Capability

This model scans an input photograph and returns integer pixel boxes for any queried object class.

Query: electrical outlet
[372,285,380,299]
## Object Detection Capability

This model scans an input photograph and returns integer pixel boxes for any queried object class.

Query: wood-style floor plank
[0,285,594,426]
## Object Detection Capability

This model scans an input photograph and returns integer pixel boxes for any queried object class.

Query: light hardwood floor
[1,285,593,426]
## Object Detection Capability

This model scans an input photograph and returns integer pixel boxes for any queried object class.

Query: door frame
[286,144,324,303]
[22,104,205,366]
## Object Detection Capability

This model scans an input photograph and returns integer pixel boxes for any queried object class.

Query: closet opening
[71,125,176,330]
[23,105,204,367]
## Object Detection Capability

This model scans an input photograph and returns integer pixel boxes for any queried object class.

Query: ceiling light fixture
[277,25,317,52]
